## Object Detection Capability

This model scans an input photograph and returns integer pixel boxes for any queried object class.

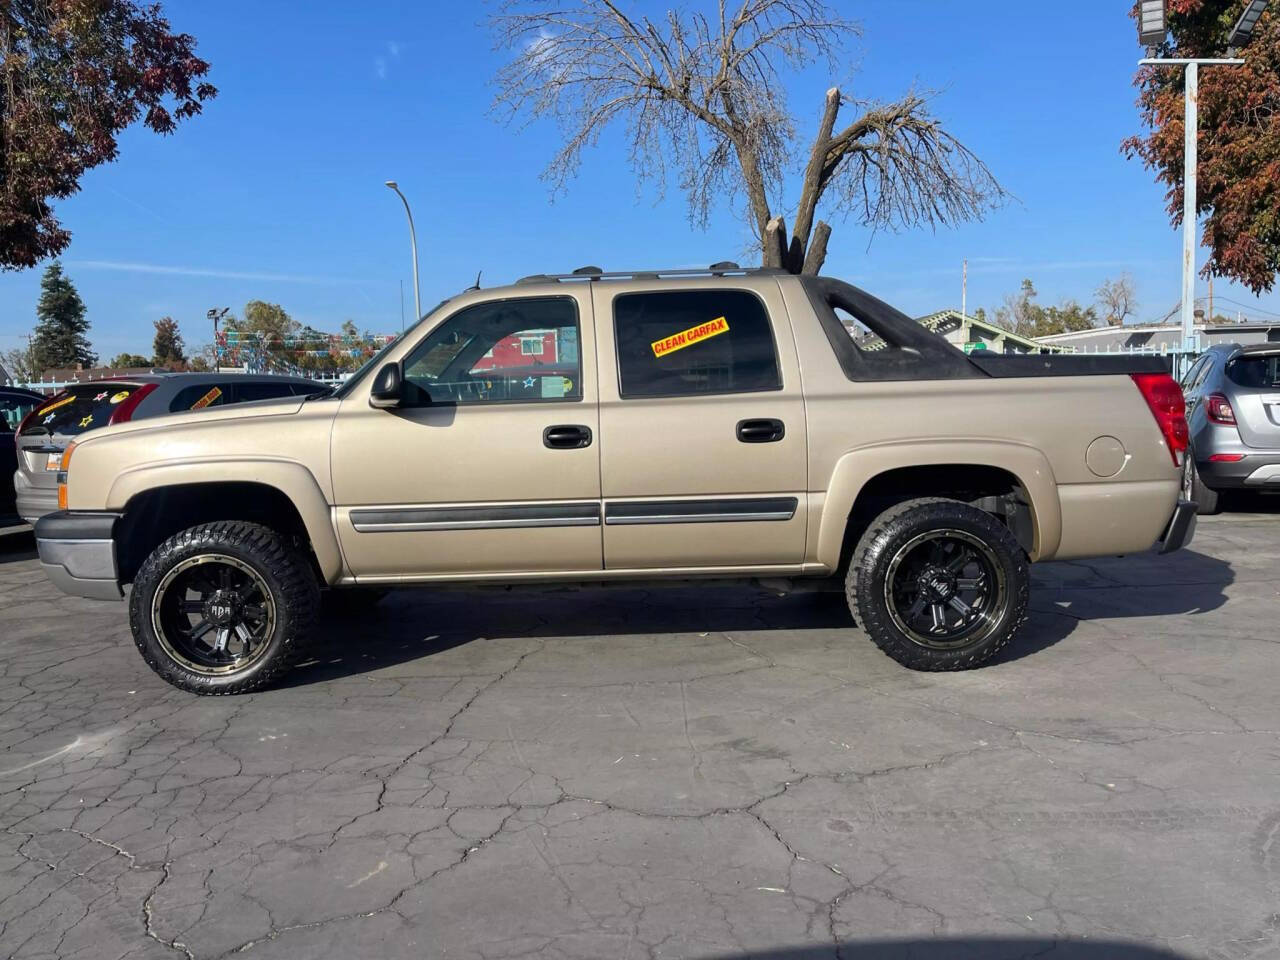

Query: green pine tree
[30,262,96,372]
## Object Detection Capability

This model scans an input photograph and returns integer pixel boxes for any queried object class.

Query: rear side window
[233,381,300,403]
[24,384,142,435]
[613,290,780,398]
[1226,354,1280,389]
[170,384,229,411]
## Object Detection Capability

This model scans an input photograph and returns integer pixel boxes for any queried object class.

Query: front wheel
[847,498,1029,671]
[129,521,320,694]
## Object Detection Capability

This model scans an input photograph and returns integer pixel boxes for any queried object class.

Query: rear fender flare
[107,459,344,582]
[816,440,1062,566]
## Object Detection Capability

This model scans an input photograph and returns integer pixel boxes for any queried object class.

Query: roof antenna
[467,270,482,291]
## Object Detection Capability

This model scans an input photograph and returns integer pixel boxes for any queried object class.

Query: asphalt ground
[2,498,1279,960]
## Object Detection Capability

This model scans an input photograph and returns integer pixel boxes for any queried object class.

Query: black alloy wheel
[129,521,319,694]
[847,497,1030,671]
[883,529,1005,650]
[151,554,276,675]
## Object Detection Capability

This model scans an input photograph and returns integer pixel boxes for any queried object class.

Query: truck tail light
[1131,372,1189,465]
[107,383,158,425]
[1205,393,1236,425]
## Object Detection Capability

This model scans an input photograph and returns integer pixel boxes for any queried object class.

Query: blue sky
[4,0,1279,360]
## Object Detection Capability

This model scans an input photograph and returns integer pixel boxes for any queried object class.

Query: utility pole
[961,259,968,318]
[207,307,229,372]
[1208,274,1214,325]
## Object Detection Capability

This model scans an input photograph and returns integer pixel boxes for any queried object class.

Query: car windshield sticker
[79,415,93,428]
[522,376,535,389]
[93,391,109,401]
[651,316,729,358]
[42,413,55,425]
[110,390,130,404]
[190,386,223,410]
[39,394,75,416]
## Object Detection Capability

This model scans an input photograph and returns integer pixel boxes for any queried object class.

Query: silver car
[14,372,327,524]
[1181,342,1280,514]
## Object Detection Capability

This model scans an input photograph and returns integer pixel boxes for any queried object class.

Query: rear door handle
[736,418,785,443]
[543,424,593,449]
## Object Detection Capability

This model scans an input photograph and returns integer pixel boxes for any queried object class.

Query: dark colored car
[1181,342,1280,514]
[1,387,48,522]
[14,373,327,524]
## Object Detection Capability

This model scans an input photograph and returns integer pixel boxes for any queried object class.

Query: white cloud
[375,41,401,80]
[69,260,354,285]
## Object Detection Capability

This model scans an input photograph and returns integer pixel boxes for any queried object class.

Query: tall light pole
[1138,1,1267,354]
[207,307,229,372]
[385,180,422,327]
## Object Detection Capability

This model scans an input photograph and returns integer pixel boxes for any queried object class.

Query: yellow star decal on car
[79,415,93,428]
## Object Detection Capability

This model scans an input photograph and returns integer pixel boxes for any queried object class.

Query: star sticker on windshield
[522,376,535,389]
[43,414,54,425]
[79,415,93,428]
[93,391,108,401]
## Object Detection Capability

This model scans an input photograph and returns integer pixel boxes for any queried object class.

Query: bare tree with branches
[491,0,1008,274]
[1095,274,1137,327]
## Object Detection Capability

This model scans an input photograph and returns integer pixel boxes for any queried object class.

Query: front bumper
[34,510,124,601]
[1158,499,1197,555]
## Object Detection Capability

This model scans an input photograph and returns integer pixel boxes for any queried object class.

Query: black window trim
[399,294,584,409]
[611,287,784,401]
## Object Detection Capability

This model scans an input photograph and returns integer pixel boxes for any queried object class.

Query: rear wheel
[129,521,319,694]
[1183,453,1221,516]
[847,498,1029,671]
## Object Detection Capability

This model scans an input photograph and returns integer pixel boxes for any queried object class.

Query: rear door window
[170,383,230,411]
[23,384,142,436]
[613,290,781,398]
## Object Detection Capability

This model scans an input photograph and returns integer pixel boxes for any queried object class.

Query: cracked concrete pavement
[2,511,1279,960]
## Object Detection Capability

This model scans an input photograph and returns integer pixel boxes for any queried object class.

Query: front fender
[814,440,1062,567]
[106,458,344,583]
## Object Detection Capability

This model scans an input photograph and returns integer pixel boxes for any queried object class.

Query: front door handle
[736,418,785,443]
[543,424,593,449]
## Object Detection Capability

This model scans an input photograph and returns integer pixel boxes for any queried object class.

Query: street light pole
[384,181,422,326]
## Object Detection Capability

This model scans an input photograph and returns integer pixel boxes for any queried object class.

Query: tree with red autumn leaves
[1126,0,1280,293]
[0,1,215,270]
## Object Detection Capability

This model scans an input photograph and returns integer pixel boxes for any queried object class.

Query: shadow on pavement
[1221,489,1280,514]
[704,941,1189,959]
[0,527,35,563]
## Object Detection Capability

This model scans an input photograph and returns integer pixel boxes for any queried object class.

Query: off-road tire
[129,521,320,694]
[847,497,1029,671]
[1183,454,1221,516]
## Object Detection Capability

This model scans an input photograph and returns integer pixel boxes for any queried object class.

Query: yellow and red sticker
[190,386,222,410]
[651,316,729,358]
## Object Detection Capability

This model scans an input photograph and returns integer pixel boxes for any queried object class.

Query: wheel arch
[815,441,1062,570]
[110,464,343,585]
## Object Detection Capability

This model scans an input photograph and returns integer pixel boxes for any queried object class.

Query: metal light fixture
[1228,0,1270,48]
[1139,0,1166,46]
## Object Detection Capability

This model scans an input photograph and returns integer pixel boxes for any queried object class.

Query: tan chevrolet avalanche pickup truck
[34,267,1197,694]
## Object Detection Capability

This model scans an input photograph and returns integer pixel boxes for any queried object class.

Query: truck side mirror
[369,362,403,409]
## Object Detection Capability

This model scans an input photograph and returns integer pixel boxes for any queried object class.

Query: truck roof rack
[516,263,785,284]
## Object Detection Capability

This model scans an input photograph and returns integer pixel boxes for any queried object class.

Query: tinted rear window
[0,393,40,432]
[236,381,302,403]
[1226,354,1280,389]
[23,384,143,436]
[613,290,781,398]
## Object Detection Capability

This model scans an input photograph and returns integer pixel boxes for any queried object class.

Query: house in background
[1036,320,1280,354]
[851,310,1059,355]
